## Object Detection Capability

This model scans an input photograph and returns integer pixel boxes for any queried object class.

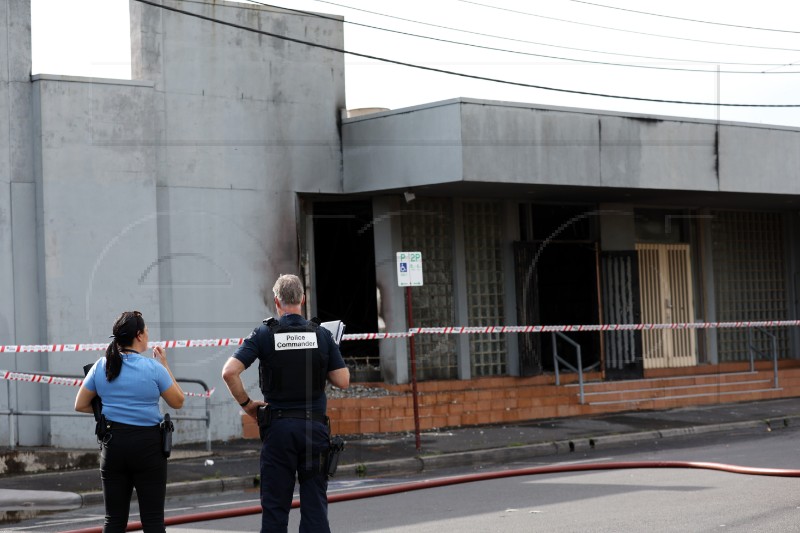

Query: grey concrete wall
[129,0,346,442]
[598,117,717,190]
[31,76,160,447]
[461,102,600,186]
[0,0,347,448]
[130,0,344,193]
[371,196,408,384]
[719,126,800,194]
[344,99,800,195]
[343,102,464,193]
[0,0,26,340]
[0,0,42,447]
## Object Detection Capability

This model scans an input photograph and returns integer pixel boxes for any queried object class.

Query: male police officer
[222,274,349,533]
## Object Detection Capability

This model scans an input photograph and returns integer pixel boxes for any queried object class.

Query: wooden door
[636,244,697,368]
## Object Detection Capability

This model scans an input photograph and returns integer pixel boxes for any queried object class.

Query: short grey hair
[273,274,304,305]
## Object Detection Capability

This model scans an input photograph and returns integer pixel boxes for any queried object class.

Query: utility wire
[567,0,800,34]
[245,0,800,73]
[456,0,800,53]
[132,0,800,107]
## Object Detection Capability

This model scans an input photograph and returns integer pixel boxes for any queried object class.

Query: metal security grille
[601,251,642,377]
[711,211,789,361]
[463,201,507,376]
[401,199,458,380]
[636,243,697,368]
[514,242,543,376]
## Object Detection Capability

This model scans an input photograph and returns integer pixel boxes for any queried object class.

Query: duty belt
[271,409,328,424]
[107,420,160,429]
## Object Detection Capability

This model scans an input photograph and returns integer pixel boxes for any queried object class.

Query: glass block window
[711,211,789,361]
[463,201,507,376]
[401,199,457,380]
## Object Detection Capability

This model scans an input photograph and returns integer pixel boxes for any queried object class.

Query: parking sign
[397,251,423,286]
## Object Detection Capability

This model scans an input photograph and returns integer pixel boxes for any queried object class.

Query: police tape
[0,332,413,353]
[341,332,414,340]
[410,320,800,334]
[0,338,248,354]
[2,319,800,355]
[0,369,215,397]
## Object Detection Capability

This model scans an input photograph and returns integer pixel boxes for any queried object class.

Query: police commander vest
[259,317,328,403]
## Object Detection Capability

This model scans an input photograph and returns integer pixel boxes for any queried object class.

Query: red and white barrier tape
[0,369,215,397]
[341,332,414,340]
[410,320,800,335]
[0,333,413,353]
[2,320,799,354]
[0,339,247,354]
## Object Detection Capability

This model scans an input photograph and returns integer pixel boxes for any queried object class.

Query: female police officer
[222,274,349,533]
[75,310,185,532]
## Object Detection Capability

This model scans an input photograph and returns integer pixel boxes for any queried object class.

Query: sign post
[397,251,423,451]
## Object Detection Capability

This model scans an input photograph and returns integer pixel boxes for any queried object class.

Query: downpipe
[62,461,800,532]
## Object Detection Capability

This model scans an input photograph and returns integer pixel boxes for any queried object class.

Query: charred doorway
[515,205,601,375]
[312,201,379,380]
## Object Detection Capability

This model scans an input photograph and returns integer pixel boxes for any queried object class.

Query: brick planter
[239,365,800,440]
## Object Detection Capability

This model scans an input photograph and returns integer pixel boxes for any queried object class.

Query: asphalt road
[5,425,799,532]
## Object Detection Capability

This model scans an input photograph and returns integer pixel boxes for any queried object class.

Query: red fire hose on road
[62,461,800,533]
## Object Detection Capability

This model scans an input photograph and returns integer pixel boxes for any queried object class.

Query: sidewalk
[2,398,799,511]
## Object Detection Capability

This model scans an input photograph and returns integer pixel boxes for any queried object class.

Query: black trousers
[99,424,167,533]
[260,418,331,533]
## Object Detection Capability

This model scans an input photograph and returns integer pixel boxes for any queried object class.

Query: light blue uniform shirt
[83,353,174,426]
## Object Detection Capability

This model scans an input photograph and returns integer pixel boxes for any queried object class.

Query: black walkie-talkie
[82,363,103,422]
[83,363,107,443]
[160,413,174,458]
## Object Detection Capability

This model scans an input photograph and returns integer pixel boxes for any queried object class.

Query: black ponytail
[106,311,144,382]
[105,341,123,382]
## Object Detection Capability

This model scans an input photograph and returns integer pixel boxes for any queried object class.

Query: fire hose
[61,460,800,532]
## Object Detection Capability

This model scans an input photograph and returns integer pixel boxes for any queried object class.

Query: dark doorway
[516,204,601,375]
[536,242,601,372]
[312,201,379,371]
[515,241,601,374]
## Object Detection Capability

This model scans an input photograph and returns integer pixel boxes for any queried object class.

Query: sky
[31,0,800,127]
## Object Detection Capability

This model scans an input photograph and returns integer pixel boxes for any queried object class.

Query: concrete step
[584,386,783,405]
[581,378,773,401]
[563,370,781,406]
[572,371,767,393]
[587,387,784,407]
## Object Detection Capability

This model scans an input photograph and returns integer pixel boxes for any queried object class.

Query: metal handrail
[175,377,213,452]
[552,331,585,404]
[2,375,213,451]
[747,327,779,389]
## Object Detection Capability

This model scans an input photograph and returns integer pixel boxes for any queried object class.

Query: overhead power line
[567,0,800,34]
[132,0,800,108]
[248,0,800,73]
[456,0,800,53]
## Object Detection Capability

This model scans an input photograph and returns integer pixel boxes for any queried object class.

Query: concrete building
[1,0,344,447]
[342,99,800,387]
[1,0,799,447]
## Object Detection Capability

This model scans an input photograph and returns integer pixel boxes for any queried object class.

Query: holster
[95,414,109,444]
[324,435,345,479]
[256,405,270,442]
[160,413,174,458]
